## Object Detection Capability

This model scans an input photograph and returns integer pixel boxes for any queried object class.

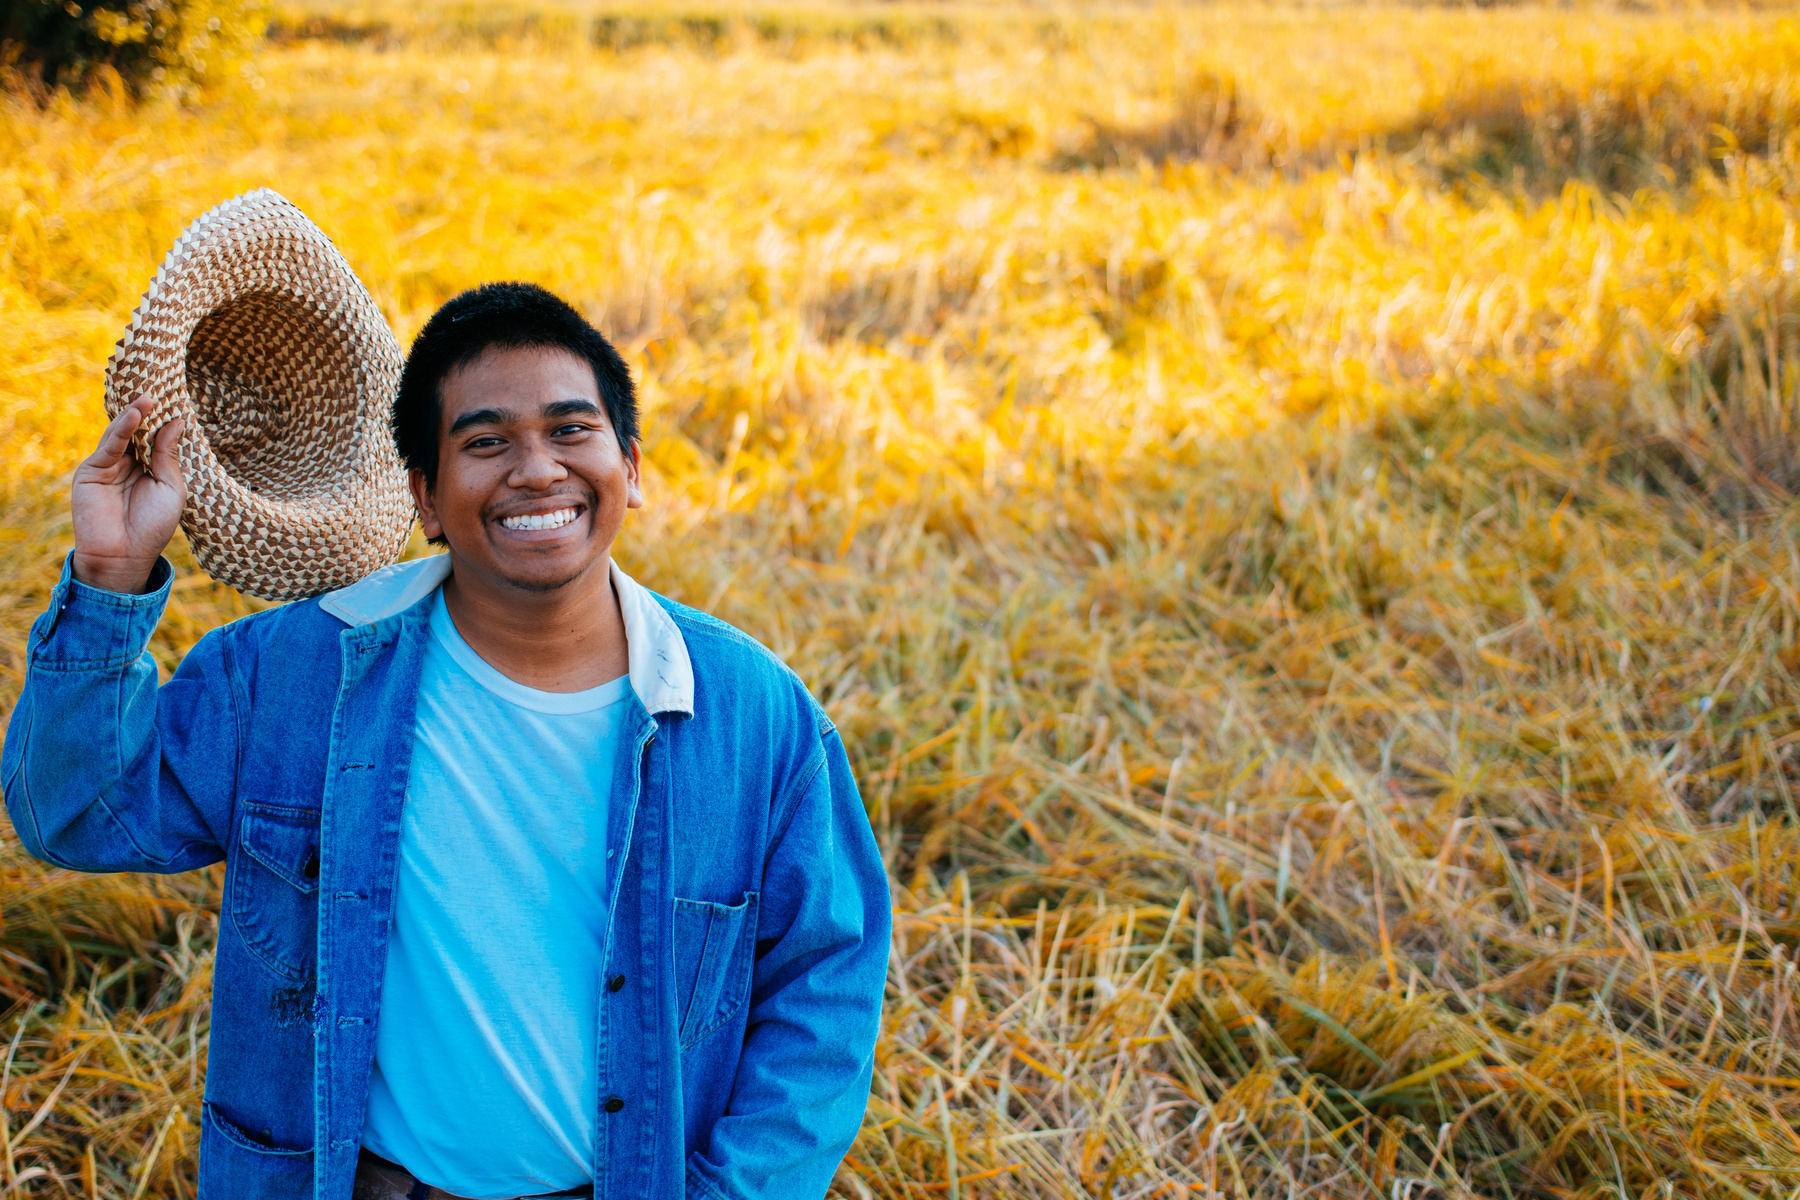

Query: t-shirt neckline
[428,589,630,715]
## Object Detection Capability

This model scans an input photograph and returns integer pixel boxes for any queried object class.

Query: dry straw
[4,3,1800,1197]
[103,189,411,601]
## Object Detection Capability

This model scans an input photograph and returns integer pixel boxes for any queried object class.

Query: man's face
[411,345,642,595]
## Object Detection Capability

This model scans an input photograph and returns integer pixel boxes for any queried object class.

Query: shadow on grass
[268,5,1077,56]
[1066,65,1798,195]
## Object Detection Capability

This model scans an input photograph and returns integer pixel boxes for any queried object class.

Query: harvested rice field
[4,2,1800,1195]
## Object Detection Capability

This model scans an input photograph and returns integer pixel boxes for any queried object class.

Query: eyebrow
[447,406,511,436]
[544,399,604,420]
[447,399,603,436]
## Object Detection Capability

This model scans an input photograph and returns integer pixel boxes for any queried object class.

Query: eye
[553,422,594,437]
[466,435,505,450]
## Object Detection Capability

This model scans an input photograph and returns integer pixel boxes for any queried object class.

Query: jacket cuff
[28,553,174,669]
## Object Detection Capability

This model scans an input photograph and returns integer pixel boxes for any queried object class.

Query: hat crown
[105,190,411,601]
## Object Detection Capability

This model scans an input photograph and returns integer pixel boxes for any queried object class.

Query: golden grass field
[5,1,1800,1195]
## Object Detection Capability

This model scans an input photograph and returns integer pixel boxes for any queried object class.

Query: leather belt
[354,1148,595,1200]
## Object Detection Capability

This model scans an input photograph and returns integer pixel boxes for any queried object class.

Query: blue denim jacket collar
[316,554,695,717]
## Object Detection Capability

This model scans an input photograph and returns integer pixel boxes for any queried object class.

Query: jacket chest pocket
[229,806,321,984]
[672,892,757,1049]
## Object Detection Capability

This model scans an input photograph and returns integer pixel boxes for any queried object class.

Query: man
[2,282,890,1200]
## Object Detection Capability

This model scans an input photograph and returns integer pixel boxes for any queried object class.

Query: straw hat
[103,189,412,602]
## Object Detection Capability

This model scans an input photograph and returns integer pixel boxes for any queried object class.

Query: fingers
[147,415,186,493]
[88,396,154,468]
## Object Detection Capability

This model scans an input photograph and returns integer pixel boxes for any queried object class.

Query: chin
[443,524,611,595]
[489,553,599,595]
[500,571,587,595]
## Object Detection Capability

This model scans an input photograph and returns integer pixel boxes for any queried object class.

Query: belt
[355,1148,595,1200]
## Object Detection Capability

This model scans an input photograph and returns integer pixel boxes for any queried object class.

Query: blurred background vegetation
[0,0,267,98]
[6,1,1800,1197]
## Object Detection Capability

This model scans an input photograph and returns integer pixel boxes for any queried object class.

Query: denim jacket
[1,553,889,1200]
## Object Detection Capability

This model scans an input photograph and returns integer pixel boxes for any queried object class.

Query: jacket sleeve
[1,554,233,873]
[685,724,891,1200]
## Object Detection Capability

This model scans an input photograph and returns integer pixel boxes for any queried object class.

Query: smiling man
[2,282,890,1200]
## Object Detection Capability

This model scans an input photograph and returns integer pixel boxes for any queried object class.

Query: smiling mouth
[499,507,580,531]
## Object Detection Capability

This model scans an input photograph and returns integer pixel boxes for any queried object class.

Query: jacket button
[303,854,320,880]
[607,975,625,992]
[604,1096,625,1114]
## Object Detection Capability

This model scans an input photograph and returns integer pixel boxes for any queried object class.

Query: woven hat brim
[103,189,412,602]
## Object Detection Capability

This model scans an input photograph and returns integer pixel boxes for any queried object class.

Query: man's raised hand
[71,396,187,595]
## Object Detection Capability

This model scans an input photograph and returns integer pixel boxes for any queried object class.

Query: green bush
[1,0,268,97]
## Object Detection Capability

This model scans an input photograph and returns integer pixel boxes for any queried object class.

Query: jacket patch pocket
[229,805,321,985]
[673,892,758,1049]
[200,1101,313,1198]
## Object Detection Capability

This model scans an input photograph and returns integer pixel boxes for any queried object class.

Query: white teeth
[500,508,578,531]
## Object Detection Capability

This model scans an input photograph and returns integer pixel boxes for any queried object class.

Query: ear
[409,468,444,539]
[625,439,644,510]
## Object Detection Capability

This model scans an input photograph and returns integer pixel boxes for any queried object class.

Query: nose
[507,435,569,491]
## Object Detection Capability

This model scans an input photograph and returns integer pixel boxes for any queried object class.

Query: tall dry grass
[4,3,1800,1196]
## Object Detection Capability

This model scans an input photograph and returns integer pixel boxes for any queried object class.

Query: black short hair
[391,282,638,490]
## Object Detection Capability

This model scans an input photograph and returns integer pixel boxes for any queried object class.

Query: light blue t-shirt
[361,589,628,1197]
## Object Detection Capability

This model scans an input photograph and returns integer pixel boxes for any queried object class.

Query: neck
[439,553,629,693]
